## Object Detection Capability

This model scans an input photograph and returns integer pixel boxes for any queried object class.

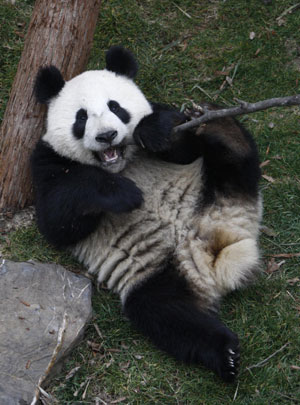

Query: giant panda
[31,46,262,382]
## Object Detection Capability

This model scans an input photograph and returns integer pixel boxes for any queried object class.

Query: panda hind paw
[217,342,240,383]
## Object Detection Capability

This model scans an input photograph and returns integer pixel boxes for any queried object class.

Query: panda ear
[34,65,65,104]
[105,46,138,79]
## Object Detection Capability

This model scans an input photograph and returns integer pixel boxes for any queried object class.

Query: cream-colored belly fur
[73,153,262,304]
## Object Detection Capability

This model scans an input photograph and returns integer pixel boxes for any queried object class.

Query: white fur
[44,68,262,307]
[43,70,152,167]
[73,153,262,304]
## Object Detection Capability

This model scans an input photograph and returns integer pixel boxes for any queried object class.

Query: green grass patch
[1,0,300,403]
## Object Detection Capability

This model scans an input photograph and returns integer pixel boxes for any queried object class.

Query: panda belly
[72,154,203,301]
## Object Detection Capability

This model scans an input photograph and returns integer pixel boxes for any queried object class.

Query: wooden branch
[246,342,290,371]
[172,94,300,134]
[0,0,102,213]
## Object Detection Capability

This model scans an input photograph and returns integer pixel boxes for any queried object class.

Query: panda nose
[95,130,117,143]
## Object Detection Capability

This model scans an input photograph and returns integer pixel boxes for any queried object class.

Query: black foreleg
[31,140,143,247]
[123,262,240,382]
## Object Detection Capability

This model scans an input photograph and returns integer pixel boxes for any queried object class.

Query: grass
[1,0,300,403]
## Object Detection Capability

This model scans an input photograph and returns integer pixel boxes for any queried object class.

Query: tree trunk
[0,0,102,213]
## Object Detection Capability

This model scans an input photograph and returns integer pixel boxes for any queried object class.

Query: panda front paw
[99,176,144,214]
[134,110,186,153]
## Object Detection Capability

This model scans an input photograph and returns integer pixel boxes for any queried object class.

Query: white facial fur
[43,69,153,172]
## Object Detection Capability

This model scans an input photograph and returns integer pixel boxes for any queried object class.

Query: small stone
[0,260,92,404]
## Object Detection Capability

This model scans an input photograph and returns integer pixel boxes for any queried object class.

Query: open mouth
[93,145,126,166]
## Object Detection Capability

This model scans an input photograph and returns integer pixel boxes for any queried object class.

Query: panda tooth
[103,147,119,162]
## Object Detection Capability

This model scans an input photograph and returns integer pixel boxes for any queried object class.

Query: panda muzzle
[95,130,118,144]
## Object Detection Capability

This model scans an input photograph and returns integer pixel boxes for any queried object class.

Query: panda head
[34,46,152,173]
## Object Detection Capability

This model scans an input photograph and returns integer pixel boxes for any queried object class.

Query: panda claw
[218,340,240,382]
[139,138,146,149]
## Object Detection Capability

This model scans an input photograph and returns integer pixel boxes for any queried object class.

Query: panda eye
[108,100,131,124]
[108,100,120,113]
[76,108,88,122]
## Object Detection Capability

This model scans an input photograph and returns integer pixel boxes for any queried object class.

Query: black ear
[34,65,65,104]
[105,46,138,79]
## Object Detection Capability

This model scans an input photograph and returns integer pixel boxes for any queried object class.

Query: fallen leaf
[87,340,102,352]
[111,398,127,404]
[20,300,30,307]
[65,366,81,380]
[260,160,271,168]
[277,18,286,26]
[255,48,261,56]
[220,80,227,91]
[287,277,300,285]
[290,365,300,370]
[262,174,275,183]
[226,76,233,86]
[266,258,285,273]
[261,225,277,237]
[214,70,231,76]
[120,361,130,371]
[105,358,114,368]
[15,31,25,38]
[181,40,188,51]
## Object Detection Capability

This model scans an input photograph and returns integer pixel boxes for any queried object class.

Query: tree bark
[0,0,102,213]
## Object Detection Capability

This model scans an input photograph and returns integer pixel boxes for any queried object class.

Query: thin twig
[31,313,68,405]
[271,391,300,404]
[172,2,192,18]
[276,3,300,21]
[173,94,300,134]
[95,397,108,405]
[233,381,239,401]
[94,322,103,339]
[246,342,290,371]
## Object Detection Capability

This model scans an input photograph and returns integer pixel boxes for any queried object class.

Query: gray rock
[0,260,93,404]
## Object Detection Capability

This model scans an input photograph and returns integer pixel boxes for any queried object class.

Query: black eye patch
[108,100,130,124]
[73,108,88,139]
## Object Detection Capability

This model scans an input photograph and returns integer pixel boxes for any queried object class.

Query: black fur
[133,104,187,153]
[32,49,260,382]
[106,46,138,79]
[73,109,88,139]
[197,119,261,205]
[108,100,131,124]
[34,65,65,104]
[124,261,240,382]
[31,140,144,247]
[133,104,261,202]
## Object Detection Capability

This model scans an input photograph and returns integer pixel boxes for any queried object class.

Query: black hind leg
[123,263,240,382]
